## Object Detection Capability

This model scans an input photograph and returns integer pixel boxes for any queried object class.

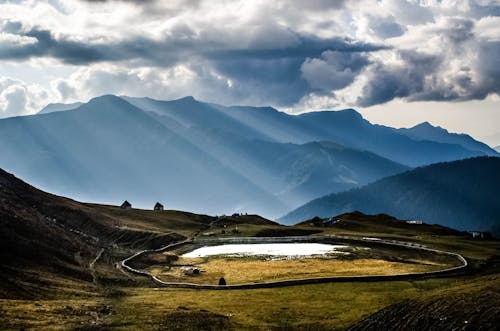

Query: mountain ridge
[280,156,500,235]
[396,121,497,156]
[38,102,83,115]
[0,94,493,218]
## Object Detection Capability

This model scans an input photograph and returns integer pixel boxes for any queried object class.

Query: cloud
[351,12,500,107]
[0,0,499,111]
[0,77,51,117]
[0,17,386,106]
[356,50,443,107]
[370,16,406,39]
[301,50,370,92]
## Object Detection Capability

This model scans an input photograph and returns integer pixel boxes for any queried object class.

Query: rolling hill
[280,157,500,234]
[0,166,223,298]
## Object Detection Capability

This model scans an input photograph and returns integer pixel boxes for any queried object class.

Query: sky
[0,0,499,145]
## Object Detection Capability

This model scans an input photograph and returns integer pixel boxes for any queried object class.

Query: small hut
[154,202,164,211]
[121,200,132,209]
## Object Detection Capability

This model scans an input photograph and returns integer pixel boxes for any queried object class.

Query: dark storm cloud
[301,51,371,93]
[210,37,384,106]
[0,20,386,106]
[0,21,195,65]
[355,13,500,107]
[81,0,155,2]
[211,36,386,61]
[370,19,406,39]
[2,0,499,109]
[356,51,443,107]
[0,20,385,64]
[0,24,112,64]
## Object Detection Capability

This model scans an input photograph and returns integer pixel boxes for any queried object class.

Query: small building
[406,220,423,225]
[121,200,132,209]
[469,231,493,239]
[180,266,200,276]
[154,202,164,211]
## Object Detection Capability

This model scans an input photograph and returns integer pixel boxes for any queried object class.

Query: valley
[0,169,499,330]
[2,1,499,329]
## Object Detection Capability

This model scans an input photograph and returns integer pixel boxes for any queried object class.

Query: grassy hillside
[0,167,217,298]
[1,169,499,330]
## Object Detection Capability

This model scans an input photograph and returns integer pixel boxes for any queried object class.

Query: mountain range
[0,95,496,218]
[280,157,500,235]
[395,122,496,156]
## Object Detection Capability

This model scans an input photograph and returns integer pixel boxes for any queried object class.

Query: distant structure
[180,266,200,276]
[406,220,423,225]
[154,202,164,211]
[469,231,493,239]
[121,200,132,209]
[218,277,226,286]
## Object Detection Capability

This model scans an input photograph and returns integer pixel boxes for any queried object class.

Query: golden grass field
[1,208,499,330]
[150,256,449,285]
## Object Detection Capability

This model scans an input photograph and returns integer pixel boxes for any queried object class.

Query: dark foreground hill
[348,267,500,331]
[281,157,500,234]
[0,167,215,298]
[1,168,499,330]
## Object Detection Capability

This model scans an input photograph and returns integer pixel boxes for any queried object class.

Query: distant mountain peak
[414,121,433,128]
[38,101,83,115]
[397,121,498,156]
[89,94,124,102]
[412,121,447,132]
[173,95,198,103]
[85,94,133,108]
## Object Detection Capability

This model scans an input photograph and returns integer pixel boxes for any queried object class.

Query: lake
[182,243,349,258]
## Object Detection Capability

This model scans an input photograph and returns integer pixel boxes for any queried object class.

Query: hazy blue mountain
[396,122,498,156]
[495,145,500,153]
[1,94,493,218]
[148,121,409,208]
[122,96,270,141]
[0,95,290,217]
[0,95,407,218]
[124,96,488,167]
[293,111,487,166]
[280,157,500,235]
[38,102,83,115]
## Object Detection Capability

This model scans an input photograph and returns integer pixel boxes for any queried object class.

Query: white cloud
[0,77,51,117]
[0,0,498,112]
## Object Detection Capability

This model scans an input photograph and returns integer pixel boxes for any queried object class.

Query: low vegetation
[0,168,498,330]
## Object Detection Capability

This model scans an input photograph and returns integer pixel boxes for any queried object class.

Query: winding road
[120,235,468,290]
